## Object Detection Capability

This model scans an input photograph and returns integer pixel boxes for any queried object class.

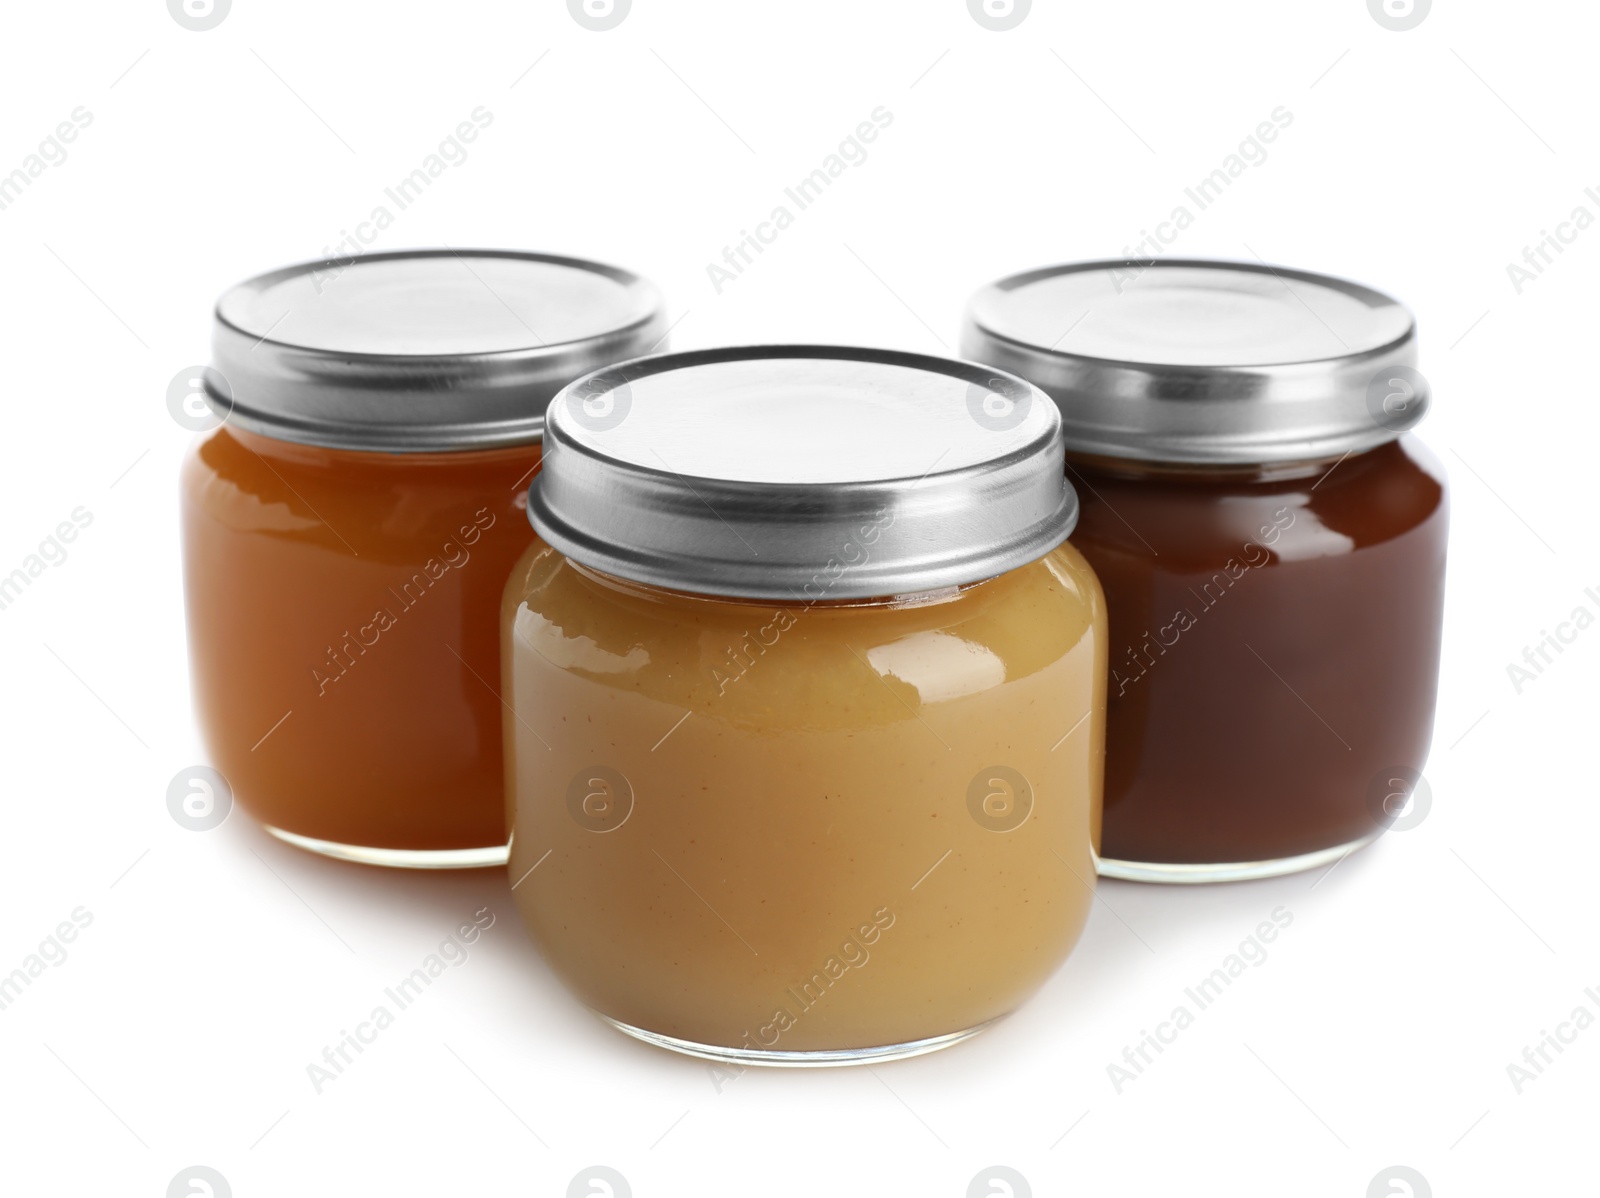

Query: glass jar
[181,249,667,867]
[963,259,1448,882]
[503,347,1107,1064]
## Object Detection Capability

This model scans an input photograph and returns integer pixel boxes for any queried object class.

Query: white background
[1,1,1595,1195]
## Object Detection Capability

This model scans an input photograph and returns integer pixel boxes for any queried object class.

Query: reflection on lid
[866,631,1007,705]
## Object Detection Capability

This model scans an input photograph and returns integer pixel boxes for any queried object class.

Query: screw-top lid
[527,345,1079,600]
[204,249,668,452]
[961,258,1428,465]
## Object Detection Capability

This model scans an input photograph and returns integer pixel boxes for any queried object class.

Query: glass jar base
[599,1015,996,1067]
[1097,832,1382,884]
[263,824,509,870]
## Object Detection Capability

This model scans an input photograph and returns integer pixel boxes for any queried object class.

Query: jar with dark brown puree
[1067,437,1447,869]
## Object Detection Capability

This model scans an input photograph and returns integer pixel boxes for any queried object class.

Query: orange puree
[182,425,540,862]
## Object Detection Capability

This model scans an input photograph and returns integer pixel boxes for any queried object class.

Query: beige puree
[503,539,1106,1055]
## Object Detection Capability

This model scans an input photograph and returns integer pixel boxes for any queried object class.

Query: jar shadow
[223,815,546,974]
[222,816,709,1071]
[219,813,1397,1078]
[975,838,1394,1066]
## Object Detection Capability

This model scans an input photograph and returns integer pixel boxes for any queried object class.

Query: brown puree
[1070,437,1448,868]
[502,542,1106,1053]
[181,426,540,854]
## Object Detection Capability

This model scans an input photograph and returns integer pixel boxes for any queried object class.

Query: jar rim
[528,345,1080,600]
[961,258,1428,465]
[204,248,667,454]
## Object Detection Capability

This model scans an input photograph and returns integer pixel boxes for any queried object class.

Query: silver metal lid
[205,249,668,452]
[961,259,1428,465]
[528,346,1078,600]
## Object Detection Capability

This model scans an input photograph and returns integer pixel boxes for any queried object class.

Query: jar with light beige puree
[502,346,1108,1065]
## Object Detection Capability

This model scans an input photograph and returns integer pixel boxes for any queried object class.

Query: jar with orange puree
[181,249,666,867]
[503,346,1108,1064]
